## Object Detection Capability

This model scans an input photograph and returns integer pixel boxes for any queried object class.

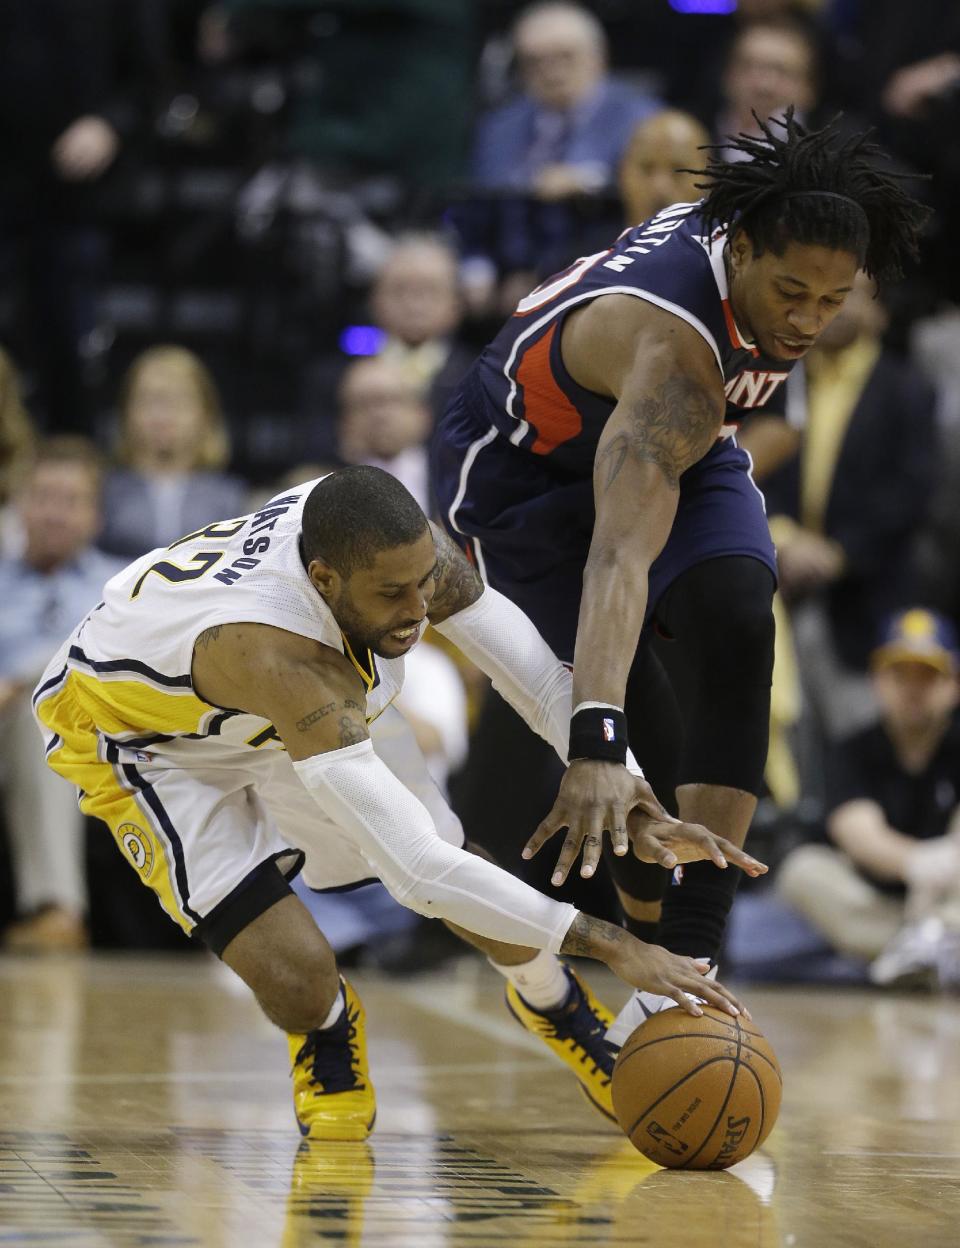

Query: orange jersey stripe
[516,323,583,455]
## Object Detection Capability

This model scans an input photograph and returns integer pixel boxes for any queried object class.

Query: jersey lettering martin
[468,201,795,473]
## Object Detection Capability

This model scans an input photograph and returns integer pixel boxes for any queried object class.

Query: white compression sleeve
[434,587,644,776]
[292,741,578,952]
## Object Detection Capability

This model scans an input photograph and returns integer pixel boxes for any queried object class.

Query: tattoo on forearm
[620,375,722,490]
[195,625,222,650]
[295,702,336,731]
[427,525,484,622]
[337,716,367,747]
[560,912,626,958]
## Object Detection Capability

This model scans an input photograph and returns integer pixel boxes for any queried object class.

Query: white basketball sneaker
[604,963,718,1051]
[869,917,946,989]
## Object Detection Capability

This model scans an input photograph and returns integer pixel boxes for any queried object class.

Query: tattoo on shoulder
[427,525,483,623]
[610,375,722,491]
[195,624,223,650]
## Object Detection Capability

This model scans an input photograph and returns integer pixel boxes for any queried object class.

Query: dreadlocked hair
[693,108,929,286]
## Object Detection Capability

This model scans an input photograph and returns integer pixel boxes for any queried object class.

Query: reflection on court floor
[1,955,959,1246]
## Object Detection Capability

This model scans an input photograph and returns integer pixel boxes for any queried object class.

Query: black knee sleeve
[654,556,775,796]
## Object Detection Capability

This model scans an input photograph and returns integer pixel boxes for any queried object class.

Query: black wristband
[569,705,628,765]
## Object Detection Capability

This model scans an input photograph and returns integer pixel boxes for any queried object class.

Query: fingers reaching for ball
[608,941,751,1021]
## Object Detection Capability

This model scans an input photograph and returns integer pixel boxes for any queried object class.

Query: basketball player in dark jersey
[434,111,929,1051]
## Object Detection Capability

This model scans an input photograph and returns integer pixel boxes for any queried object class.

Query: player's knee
[253,942,340,1033]
[775,844,841,909]
[220,895,340,1033]
[676,558,775,684]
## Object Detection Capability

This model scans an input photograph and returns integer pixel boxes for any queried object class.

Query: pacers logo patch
[119,823,154,876]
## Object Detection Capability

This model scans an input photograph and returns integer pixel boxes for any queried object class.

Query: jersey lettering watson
[34,481,403,762]
[469,201,796,473]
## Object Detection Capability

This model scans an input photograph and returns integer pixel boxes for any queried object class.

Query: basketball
[611,1006,782,1170]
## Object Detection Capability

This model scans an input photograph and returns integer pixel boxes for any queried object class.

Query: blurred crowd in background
[3,0,960,992]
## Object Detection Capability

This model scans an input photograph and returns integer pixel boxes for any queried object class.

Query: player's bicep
[590,363,722,571]
[612,347,725,491]
[192,622,369,760]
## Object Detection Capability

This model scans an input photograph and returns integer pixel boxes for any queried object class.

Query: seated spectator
[0,437,121,951]
[99,346,248,560]
[618,110,709,228]
[459,2,660,317]
[711,15,824,153]
[0,345,36,555]
[777,610,960,989]
[370,234,475,425]
[764,274,939,756]
[336,356,432,513]
[472,3,658,198]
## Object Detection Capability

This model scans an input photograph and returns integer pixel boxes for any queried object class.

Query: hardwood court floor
[1,952,959,1247]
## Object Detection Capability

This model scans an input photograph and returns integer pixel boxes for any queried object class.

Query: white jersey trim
[447,425,498,537]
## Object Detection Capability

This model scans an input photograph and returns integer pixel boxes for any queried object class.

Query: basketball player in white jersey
[33,466,759,1138]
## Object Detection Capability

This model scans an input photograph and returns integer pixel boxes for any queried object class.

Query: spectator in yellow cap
[777,608,960,989]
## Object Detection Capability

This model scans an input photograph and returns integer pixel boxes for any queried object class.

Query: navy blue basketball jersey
[468,201,797,474]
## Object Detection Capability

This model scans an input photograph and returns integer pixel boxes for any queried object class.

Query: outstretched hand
[522,760,667,885]
[522,760,768,885]
[560,912,749,1019]
[608,942,747,1020]
[628,807,768,877]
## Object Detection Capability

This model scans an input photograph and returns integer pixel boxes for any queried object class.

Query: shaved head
[620,110,710,226]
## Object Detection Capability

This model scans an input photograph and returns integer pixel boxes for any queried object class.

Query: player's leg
[604,437,778,1047]
[652,554,775,959]
[215,888,376,1141]
[605,554,775,1047]
[44,717,375,1142]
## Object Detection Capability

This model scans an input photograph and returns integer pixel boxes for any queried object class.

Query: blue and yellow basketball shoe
[288,977,376,1141]
[505,965,617,1123]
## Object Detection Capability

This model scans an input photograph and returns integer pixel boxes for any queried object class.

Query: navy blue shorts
[433,395,777,665]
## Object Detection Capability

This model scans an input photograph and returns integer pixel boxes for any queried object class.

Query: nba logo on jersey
[602,717,616,741]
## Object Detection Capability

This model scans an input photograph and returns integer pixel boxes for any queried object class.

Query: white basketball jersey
[36,480,404,761]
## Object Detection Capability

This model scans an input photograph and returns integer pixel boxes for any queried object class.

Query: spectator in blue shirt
[0,437,121,951]
[459,2,661,318]
[472,3,658,198]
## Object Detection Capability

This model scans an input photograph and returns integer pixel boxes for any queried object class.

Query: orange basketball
[611,1006,782,1169]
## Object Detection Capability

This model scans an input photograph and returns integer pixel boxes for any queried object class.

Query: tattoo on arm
[427,524,484,623]
[606,375,722,492]
[296,696,366,734]
[195,625,222,650]
[295,702,336,732]
[596,433,630,491]
[337,715,367,747]
[560,912,627,958]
